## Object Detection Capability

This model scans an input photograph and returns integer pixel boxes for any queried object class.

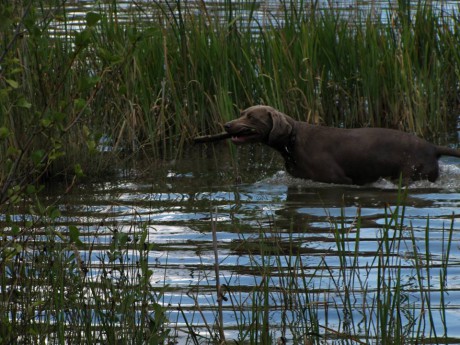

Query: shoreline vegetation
[1,0,460,343]
[1,0,460,187]
[1,178,458,344]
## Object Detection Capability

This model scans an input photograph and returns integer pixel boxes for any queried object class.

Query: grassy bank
[1,0,460,191]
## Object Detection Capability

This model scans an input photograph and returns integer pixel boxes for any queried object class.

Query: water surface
[45,146,460,342]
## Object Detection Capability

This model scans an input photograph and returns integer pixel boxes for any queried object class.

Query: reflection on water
[52,0,460,36]
[37,147,460,342]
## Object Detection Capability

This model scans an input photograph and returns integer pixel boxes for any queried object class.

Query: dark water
[44,145,460,343]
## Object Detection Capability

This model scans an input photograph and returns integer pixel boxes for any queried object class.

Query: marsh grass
[0,213,171,344]
[1,0,460,184]
[211,186,456,344]
[1,0,460,343]
[0,183,458,344]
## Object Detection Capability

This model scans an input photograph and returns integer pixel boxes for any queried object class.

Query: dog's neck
[275,128,297,169]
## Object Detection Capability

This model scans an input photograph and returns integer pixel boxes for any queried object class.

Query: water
[53,0,460,35]
[11,0,460,342]
[40,146,460,343]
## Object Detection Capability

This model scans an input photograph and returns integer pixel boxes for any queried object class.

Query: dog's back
[225,105,460,185]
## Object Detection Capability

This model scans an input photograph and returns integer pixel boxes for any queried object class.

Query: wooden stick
[193,132,231,144]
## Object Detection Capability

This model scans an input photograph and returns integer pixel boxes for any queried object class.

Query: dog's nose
[224,123,231,131]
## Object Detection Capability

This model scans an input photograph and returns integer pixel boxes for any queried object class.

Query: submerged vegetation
[1,0,460,343]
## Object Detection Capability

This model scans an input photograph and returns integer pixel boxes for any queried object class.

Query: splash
[258,161,460,190]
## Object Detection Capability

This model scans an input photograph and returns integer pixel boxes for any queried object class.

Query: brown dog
[224,105,460,185]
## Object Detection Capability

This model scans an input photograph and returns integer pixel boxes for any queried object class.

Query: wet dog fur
[224,105,460,185]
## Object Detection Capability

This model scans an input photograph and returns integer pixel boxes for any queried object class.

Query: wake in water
[258,161,460,190]
[434,161,460,189]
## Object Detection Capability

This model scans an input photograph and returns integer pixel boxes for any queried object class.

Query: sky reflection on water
[37,149,460,342]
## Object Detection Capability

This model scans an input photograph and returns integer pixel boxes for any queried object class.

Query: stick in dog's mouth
[193,132,231,144]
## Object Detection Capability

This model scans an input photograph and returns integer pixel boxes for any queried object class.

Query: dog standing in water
[223,105,460,185]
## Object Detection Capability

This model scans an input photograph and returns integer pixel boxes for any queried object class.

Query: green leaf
[16,97,32,109]
[26,184,37,194]
[0,88,10,102]
[97,47,123,64]
[74,98,86,111]
[31,149,45,165]
[11,225,20,236]
[69,225,83,246]
[40,118,52,128]
[82,125,90,137]
[10,68,23,75]
[49,149,65,161]
[48,207,61,220]
[0,126,10,139]
[116,232,129,246]
[2,245,21,261]
[51,111,66,122]
[79,75,100,92]
[5,79,18,89]
[75,29,91,48]
[86,12,102,27]
[7,146,20,158]
[86,139,96,152]
[74,163,84,177]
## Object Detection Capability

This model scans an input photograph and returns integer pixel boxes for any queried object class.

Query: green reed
[0,208,171,344]
[1,0,460,186]
[0,179,457,344]
[209,185,455,344]
[1,1,460,343]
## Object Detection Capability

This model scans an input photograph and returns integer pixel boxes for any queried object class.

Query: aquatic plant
[1,0,460,184]
[201,186,456,344]
[1,1,460,341]
[0,171,458,344]
[0,211,171,344]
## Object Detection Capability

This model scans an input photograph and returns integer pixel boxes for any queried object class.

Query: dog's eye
[246,113,253,119]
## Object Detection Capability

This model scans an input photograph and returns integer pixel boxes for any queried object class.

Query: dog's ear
[268,110,293,146]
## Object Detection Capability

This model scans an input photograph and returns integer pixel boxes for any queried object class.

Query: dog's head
[224,105,293,146]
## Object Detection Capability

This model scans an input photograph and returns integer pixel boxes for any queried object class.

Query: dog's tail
[436,145,460,158]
